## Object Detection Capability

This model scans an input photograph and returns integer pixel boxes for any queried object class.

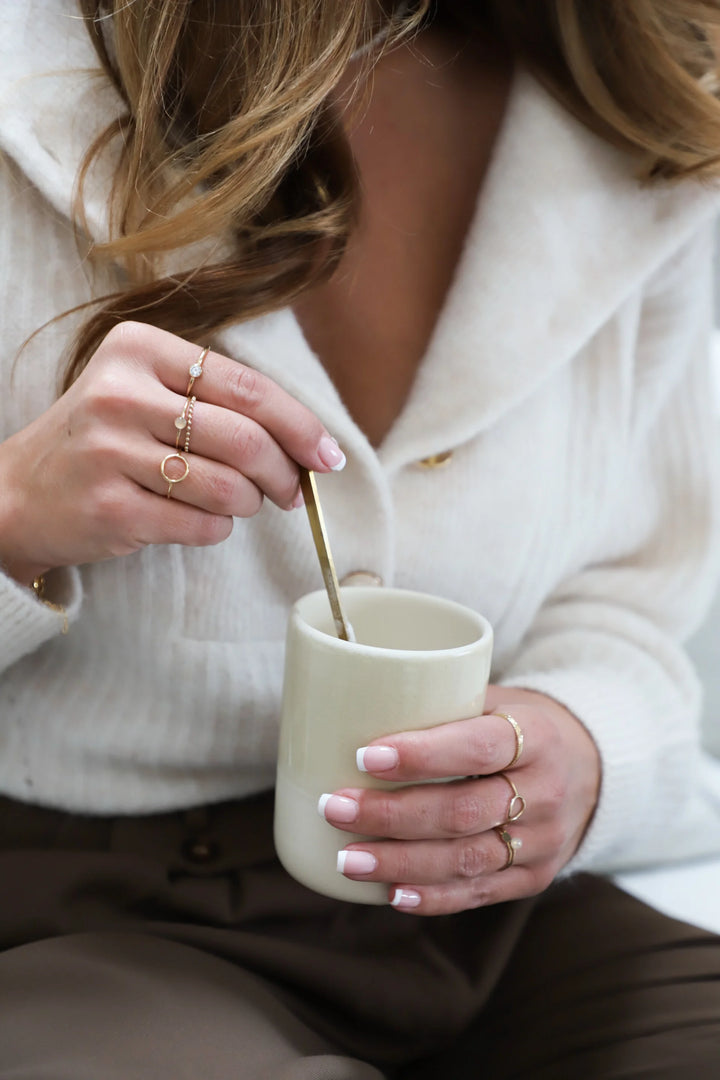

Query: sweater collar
[0,0,121,242]
[373,67,720,468]
[221,68,720,467]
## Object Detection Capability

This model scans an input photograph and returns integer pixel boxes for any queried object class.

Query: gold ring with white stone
[174,395,197,452]
[495,826,522,870]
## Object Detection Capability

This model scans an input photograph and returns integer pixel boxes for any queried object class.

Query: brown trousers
[0,792,719,1079]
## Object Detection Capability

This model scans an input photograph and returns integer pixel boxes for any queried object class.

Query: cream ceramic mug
[274,587,494,904]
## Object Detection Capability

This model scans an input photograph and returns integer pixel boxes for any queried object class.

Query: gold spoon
[299,468,356,642]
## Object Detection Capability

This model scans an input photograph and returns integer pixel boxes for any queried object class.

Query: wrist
[0,435,49,586]
[32,573,69,634]
[0,555,52,589]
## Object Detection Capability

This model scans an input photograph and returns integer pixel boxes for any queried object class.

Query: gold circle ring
[495,826,522,871]
[498,772,526,823]
[161,452,190,498]
[494,712,524,770]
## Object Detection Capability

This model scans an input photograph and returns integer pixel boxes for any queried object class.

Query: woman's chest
[294,30,512,447]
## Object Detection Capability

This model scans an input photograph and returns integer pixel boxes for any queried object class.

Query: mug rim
[291,586,493,660]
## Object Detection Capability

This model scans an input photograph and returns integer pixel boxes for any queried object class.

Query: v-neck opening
[286,59,522,458]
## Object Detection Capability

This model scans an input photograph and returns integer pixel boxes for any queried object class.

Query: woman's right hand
[0,321,344,586]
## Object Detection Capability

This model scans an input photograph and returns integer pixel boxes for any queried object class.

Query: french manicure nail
[317,435,347,472]
[390,888,422,909]
[317,793,359,824]
[337,850,378,875]
[356,745,399,773]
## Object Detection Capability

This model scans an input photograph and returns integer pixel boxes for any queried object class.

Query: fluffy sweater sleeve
[500,226,720,873]
[0,159,84,673]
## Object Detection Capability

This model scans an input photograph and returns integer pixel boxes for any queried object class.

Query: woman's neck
[294,22,513,446]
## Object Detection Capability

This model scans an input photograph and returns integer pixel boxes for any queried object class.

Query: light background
[686,306,720,753]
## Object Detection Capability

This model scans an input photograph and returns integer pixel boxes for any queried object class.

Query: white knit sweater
[2,0,720,875]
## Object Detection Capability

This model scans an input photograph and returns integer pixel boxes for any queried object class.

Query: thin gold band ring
[495,826,522,870]
[494,712,524,770]
[499,771,526,823]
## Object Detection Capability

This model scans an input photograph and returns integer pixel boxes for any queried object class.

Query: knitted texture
[1,0,720,875]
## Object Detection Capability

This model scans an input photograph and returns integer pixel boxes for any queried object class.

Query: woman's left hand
[319,686,602,915]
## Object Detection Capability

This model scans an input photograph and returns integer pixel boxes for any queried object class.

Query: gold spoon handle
[299,469,355,642]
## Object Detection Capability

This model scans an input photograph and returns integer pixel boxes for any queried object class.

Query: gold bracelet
[32,575,69,635]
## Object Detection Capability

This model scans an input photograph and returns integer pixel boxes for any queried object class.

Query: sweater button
[181,837,220,864]
[339,570,384,587]
[416,450,454,469]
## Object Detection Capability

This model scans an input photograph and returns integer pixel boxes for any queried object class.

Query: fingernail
[356,745,399,773]
[291,488,304,509]
[317,435,346,472]
[317,793,359,824]
[390,888,421,909]
[337,850,378,875]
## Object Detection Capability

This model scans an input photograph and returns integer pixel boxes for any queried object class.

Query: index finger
[111,322,345,473]
[356,708,538,782]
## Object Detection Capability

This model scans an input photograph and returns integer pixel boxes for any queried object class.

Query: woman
[0,0,719,1075]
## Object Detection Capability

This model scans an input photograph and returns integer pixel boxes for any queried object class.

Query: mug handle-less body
[274,588,493,904]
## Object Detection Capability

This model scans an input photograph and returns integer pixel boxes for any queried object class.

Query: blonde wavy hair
[64,0,720,387]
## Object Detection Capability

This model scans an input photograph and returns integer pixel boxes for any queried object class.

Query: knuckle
[81,424,123,471]
[393,846,414,883]
[230,419,264,466]
[88,485,139,552]
[205,469,238,510]
[468,879,494,908]
[84,368,137,425]
[373,793,404,836]
[398,732,433,774]
[467,728,503,771]
[442,792,484,836]
[455,840,490,879]
[102,319,149,359]
[227,363,265,412]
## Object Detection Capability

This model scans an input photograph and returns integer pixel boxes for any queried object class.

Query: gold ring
[173,395,193,449]
[183,396,196,454]
[495,712,524,770]
[185,345,209,396]
[495,826,522,871]
[499,772,526,823]
[161,452,190,498]
[173,395,196,453]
